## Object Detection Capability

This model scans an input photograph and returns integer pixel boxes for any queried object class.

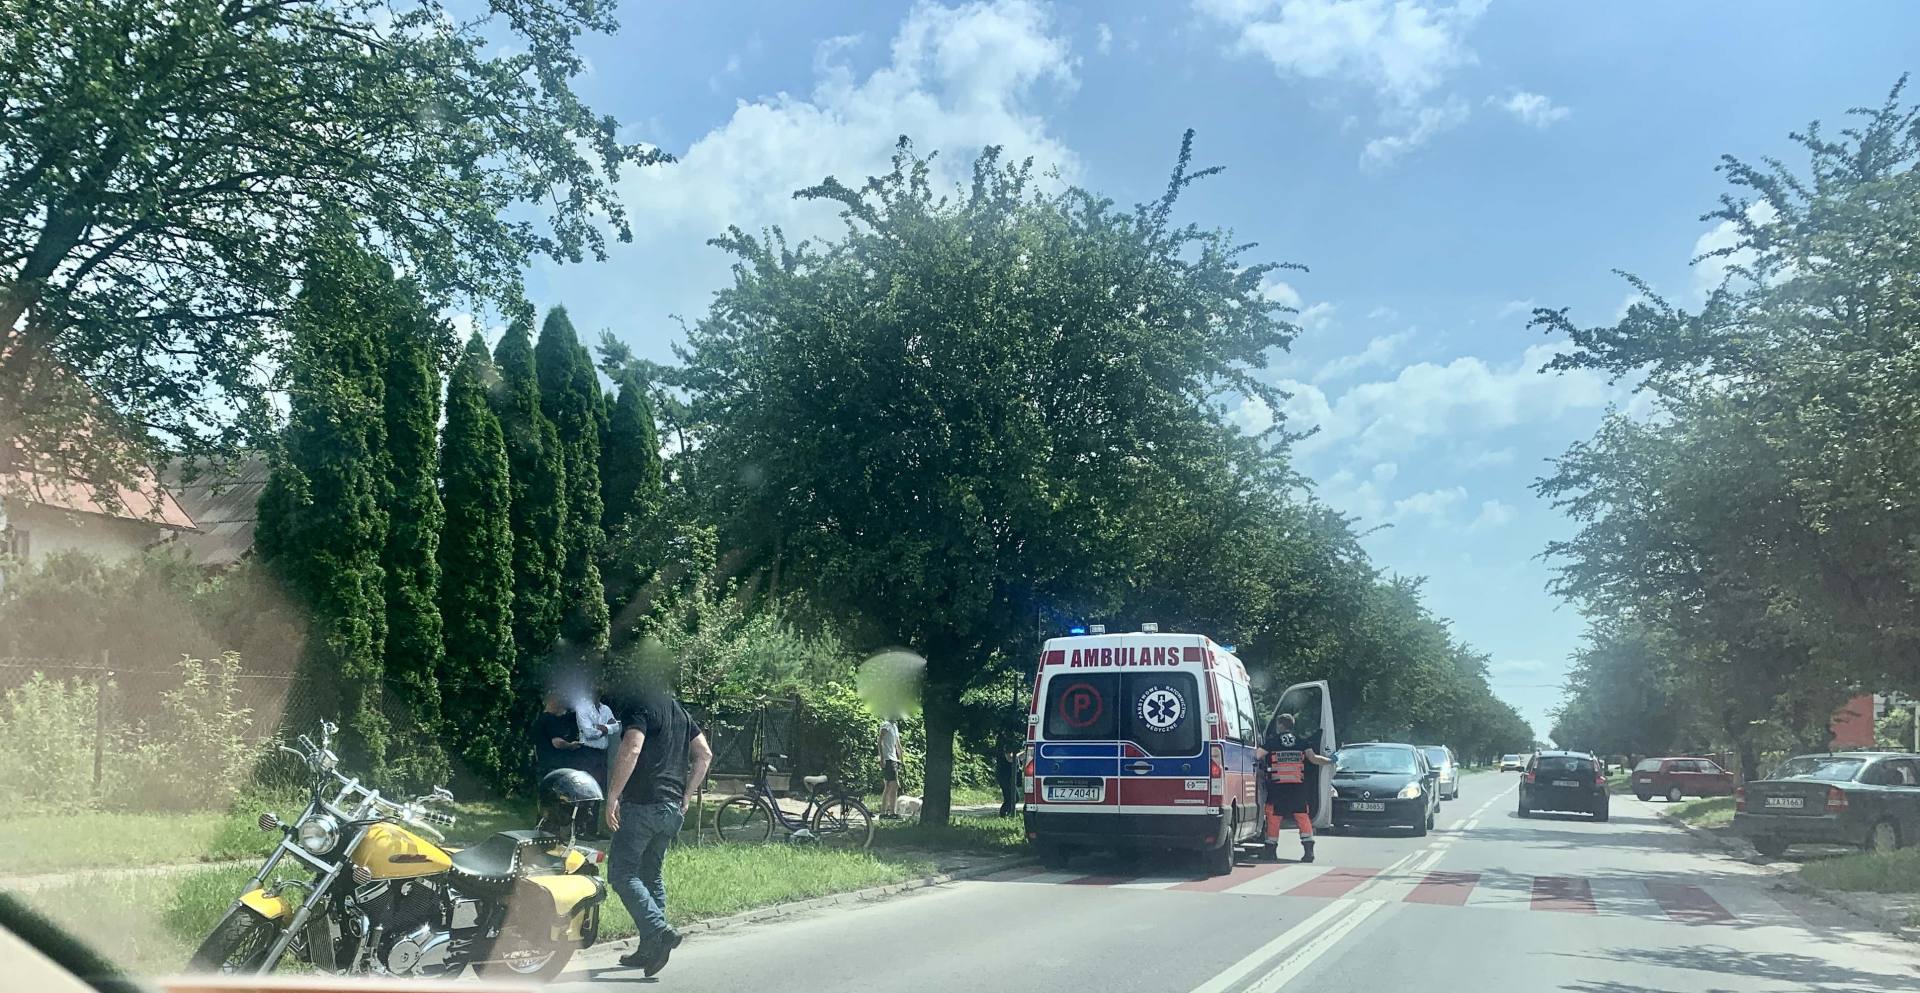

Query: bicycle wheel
[811,796,875,850]
[713,796,775,843]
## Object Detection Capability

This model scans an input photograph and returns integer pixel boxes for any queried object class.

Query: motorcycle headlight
[296,813,340,854]
[1397,782,1423,799]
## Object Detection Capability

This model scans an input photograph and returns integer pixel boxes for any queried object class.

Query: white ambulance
[1021,627,1334,874]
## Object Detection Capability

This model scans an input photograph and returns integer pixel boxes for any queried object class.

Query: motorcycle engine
[359,878,454,976]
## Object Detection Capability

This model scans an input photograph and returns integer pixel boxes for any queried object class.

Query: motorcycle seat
[448,830,566,889]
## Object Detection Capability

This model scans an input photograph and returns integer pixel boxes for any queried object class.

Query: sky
[518,0,1920,740]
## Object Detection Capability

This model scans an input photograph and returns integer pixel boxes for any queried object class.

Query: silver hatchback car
[1419,744,1461,800]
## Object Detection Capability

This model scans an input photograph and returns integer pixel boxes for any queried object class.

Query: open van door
[1269,680,1336,829]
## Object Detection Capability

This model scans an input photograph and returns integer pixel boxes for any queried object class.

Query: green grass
[1666,796,1736,829]
[599,844,934,937]
[1800,847,1920,894]
[871,812,1026,853]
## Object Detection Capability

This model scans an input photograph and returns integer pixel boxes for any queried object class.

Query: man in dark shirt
[533,692,584,778]
[605,688,712,976]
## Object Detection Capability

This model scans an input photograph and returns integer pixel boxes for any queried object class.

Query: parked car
[1733,752,1920,857]
[1328,742,1441,836]
[1498,753,1527,772]
[1419,744,1460,800]
[1631,756,1737,802]
[1519,751,1609,820]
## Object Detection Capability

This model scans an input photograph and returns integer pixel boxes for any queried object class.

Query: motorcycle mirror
[433,786,455,803]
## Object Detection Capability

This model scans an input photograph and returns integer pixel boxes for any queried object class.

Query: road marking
[1531,876,1596,914]
[1404,871,1479,906]
[1244,899,1389,993]
[1171,862,1286,892]
[1646,881,1735,924]
[1286,866,1378,899]
[1186,899,1358,993]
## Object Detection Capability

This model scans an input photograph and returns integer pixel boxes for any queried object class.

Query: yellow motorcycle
[188,721,608,981]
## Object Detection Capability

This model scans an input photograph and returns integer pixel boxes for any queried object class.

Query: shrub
[0,673,113,813]
[118,654,261,811]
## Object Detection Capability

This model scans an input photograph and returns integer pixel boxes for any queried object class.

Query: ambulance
[1021,626,1335,875]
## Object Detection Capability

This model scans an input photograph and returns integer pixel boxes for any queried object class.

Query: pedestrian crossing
[978,862,1806,927]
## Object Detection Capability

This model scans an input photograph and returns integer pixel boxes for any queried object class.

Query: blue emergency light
[1068,626,1087,636]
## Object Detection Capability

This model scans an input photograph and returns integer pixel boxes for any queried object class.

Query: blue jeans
[608,801,683,947]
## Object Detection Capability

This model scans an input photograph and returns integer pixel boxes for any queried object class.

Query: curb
[1647,805,1752,859]
[567,851,1036,971]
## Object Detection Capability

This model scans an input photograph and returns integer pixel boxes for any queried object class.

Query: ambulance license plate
[1553,780,1579,788]
[1046,786,1102,802]
[1350,801,1385,812]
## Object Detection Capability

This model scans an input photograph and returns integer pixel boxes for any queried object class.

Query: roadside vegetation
[1799,848,1920,895]
[1663,796,1735,830]
[1542,82,1920,778]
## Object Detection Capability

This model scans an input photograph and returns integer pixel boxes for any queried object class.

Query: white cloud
[1468,498,1516,532]
[1493,90,1569,128]
[1314,461,1399,522]
[1361,96,1469,170]
[620,0,1077,247]
[1285,342,1618,460]
[1195,0,1485,105]
[1496,298,1535,319]
[1366,305,1399,321]
[1229,395,1275,435]
[1298,300,1339,332]
[1095,22,1113,54]
[1391,485,1467,521]
[1260,277,1304,309]
[1313,330,1411,382]
[1491,658,1549,676]
[1691,200,1778,300]
[562,1,1080,348]
[1467,446,1515,468]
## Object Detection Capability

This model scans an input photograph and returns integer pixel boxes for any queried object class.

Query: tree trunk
[921,676,958,827]
[1734,735,1760,785]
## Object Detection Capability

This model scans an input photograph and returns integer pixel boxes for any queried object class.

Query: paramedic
[1261,713,1331,863]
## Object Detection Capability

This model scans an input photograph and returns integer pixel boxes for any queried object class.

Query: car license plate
[1553,780,1579,787]
[1350,801,1386,812]
[1764,796,1804,809]
[1045,786,1102,802]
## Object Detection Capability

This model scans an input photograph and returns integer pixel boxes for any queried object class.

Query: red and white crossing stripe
[977,863,1794,927]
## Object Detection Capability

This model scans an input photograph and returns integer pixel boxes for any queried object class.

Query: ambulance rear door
[1033,664,1121,809]
[1115,643,1211,813]
[1269,680,1336,829]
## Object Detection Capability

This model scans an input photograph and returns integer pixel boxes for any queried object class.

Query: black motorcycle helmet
[537,768,603,832]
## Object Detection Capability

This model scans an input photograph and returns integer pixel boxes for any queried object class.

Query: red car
[1632,756,1736,801]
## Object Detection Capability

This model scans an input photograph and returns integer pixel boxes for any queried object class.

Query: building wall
[1831,693,1877,750]
[3,500,171,566]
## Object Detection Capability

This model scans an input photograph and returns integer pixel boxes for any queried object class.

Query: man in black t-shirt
[605,688,712,977]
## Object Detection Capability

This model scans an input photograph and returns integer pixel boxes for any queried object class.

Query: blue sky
[519,0,1920,739]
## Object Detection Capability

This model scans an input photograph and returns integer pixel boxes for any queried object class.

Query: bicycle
[710,754,875,850]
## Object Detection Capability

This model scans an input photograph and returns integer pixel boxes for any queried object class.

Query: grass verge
[871,812,1026,853]
[1665,796,1735,829]
[1800,847,1920,894]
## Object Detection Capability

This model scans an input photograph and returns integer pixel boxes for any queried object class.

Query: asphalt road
[553,771,1920,993]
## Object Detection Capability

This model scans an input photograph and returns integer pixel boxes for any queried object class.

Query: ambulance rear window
[1042,674,1120,741]
[1125,672,1202,757]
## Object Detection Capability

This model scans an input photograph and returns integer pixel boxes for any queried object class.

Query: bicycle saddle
[802,775,830,787]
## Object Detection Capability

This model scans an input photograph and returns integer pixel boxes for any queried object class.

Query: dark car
[1519,751,1608,820]
[1631,756,1737,802]
[1328,742,1441,836]
[1733,751,1920,857]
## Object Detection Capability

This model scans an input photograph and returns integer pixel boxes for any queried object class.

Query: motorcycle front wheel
[474,930,575,983]
[187,906,280,974]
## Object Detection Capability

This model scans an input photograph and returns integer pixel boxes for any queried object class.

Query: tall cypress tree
[379,286,452,789]
[535,307,610,649]
[438,335,518,790]
[492,316,567,682]
[257,232,391,779]
[600,373,666,641]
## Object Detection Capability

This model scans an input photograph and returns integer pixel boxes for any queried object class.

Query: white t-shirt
[577,703,620,751]
[878,721,900,762]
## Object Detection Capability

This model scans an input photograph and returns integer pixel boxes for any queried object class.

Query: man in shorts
[877,715,902,818]
[1261,713,1331,863]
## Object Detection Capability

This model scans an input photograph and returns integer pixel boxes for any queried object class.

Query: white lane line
[1245,899,1390,993]
[1187,899,1360,993]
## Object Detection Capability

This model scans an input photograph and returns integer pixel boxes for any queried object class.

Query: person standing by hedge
[877,715,903,819]
[606,686,712,977]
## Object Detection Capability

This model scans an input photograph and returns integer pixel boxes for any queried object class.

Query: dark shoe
[618,943,654,969]
[1301,840,1316,864]
[1259,843,1278,863]
[642,928,682,978]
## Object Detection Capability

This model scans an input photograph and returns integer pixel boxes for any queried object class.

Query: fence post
[94,649,110,793]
